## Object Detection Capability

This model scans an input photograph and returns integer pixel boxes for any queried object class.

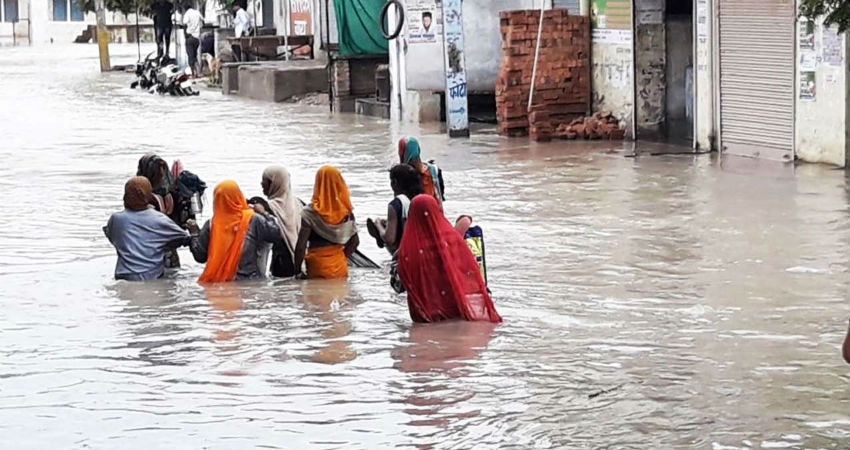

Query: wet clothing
[300,166,357,279]
[196,181,258,282]
[389,194,410,244]
[104,208,190,281]
[305,244,347,279]
[398,195,501,324]
[191,213,281,281]
[263,166,302,278]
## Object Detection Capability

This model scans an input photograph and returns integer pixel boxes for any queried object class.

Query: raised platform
[222,60,327,102]
[355,97,390,119]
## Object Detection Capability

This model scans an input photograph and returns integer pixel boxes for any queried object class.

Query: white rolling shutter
[719,0,795,161]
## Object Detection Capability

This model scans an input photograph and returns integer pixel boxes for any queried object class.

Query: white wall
[794,17,847,166]
[403,0,543,93]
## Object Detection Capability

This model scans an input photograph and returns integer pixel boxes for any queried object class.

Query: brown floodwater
[0,44,848,449]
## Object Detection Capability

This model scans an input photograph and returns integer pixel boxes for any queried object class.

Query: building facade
[592,0,849,166]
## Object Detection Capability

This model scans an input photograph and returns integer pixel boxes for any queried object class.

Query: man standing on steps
[231,1,252,61]
[151,0,174,60]
[181,2,204,76]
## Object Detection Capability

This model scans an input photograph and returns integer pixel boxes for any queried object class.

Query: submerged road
[0,44,848,449]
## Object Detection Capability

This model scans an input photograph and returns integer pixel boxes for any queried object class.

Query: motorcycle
[130,52,199,97]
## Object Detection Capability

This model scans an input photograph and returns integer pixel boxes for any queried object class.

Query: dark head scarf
[124,176,153,211]
[136,154,173,196]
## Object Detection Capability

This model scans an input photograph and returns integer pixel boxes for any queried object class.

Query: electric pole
[95,0,111,72]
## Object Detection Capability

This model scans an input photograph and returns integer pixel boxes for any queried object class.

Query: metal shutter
[719,0,794,161]
[553,0,580,14]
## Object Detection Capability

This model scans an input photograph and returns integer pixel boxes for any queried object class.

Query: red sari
[398,195,502,323]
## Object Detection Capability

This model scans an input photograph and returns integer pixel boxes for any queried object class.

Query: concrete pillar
[95,0,111,71]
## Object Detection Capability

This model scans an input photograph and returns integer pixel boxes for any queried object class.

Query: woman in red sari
[397,195,501,323]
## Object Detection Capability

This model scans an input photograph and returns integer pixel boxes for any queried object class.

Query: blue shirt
[104,208,189,281]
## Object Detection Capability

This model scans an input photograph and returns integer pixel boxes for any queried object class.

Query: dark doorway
[664,0,694,143]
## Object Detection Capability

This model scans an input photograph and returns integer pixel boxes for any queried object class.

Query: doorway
[664,0,693,143]
[634,0,694,145]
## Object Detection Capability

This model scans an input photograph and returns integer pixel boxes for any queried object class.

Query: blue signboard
[440,0,469,137]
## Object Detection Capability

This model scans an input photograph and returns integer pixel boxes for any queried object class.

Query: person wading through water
[367,164,423,255]
[189,180,281,282]
[397,195,501,323]
[261,166,302,278]
[104,177,191,281]
[398,137,445,206]
[293,166,360,279]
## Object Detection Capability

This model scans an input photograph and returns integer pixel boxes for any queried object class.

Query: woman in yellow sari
[293,166,359,279]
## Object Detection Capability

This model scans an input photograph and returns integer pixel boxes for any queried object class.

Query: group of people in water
[104,137,501,324]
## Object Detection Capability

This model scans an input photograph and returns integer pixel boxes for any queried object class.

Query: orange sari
[305,166,354,279]
[199,180,255,283]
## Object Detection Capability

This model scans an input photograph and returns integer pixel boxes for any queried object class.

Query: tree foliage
[800,0,850,33]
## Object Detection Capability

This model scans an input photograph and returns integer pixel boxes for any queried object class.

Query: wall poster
[289,0,311,35]
[800,71,816,101]
[823,26,843,67]
[406,0,441,44]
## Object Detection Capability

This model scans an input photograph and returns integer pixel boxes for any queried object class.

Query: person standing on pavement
[151,0,174,60]
[181,2,204,76]
[231,2,252,61]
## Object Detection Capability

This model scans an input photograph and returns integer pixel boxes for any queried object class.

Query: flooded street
[1,44,849,449]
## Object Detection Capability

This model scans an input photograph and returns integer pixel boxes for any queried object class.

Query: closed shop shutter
[719,0,794,161]
[553,0,580,14]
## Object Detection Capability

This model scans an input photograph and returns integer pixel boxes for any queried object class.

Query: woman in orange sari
[293,166,360,279]
[189,180,281,282]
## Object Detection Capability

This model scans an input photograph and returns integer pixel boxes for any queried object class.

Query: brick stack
[555,111,626,140]
[496,9,590,140]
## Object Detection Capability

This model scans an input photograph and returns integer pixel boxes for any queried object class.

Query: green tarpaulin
[334,0,389,56]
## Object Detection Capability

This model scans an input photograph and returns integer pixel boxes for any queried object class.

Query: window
[53,0,67,21]
[4,0,18,22]
[69,0,84,21]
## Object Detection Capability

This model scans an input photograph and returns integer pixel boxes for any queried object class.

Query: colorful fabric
[399,137,421,163]
[306,245,348,279]
[263,165,301,254]
[198,180,255,283]
[398,195,501,323]
[311,166,353,225]
[124,176,153,211]
[399,137,442,201]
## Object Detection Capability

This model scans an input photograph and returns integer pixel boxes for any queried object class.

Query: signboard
[407,0,440,44]
[289,0,311,35]
[592,0,631,30]
[441,0,468,137]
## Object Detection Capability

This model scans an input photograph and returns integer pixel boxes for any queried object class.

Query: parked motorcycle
[130,52,199,97]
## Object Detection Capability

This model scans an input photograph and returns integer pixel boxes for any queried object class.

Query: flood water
[1,44,848,449]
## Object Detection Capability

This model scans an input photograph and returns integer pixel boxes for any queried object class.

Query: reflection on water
[0,44,848,449]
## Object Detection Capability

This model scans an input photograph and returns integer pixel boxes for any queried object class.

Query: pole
[528,0,546,111]
[136,0,141,60]
[95,0,111,71]
[441,0,469,137]
[282,0,289,61]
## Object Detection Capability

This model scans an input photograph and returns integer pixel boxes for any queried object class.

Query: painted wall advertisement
[441,0,468,136]
[289,0,311,35]
[407,0,441,44]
